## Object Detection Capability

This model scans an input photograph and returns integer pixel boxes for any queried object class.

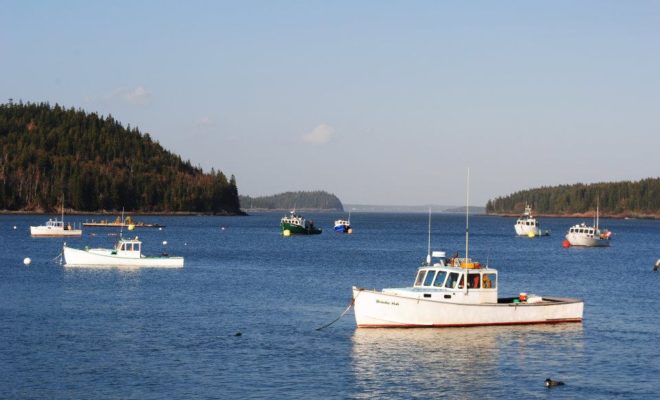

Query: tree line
[486,178,660,216]
[240,191,343,211]
[0,101,243,214]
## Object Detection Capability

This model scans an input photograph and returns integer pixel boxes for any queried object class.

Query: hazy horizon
[3,1,659,206]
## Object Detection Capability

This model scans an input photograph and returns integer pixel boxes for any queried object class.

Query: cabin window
[433,271,447,287]
[457,274,464,289]
[415,270,427,286]
[468,273,481,289]
[482,273,496,289]
[445,272,459,289]
[120,244,126,251]
[423,270,436,286]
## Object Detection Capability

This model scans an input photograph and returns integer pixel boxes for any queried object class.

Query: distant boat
[63,236,183,268]
[83,215,165,229]
[565,202,611,247]
[514,204,549,237]
[30,201,82,237]
[280,211,322,235]
[334,211,352,233]
[352,170,583,328]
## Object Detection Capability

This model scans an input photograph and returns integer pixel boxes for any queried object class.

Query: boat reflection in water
[350,324,584,398]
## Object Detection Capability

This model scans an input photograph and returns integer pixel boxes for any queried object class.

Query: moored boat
[31,218,82,237]
[30,201,82,237]
[352,170,583,328]
[564,203,611,247]
[334,211,352,233]
[352,251,583,328]
[514,204,549,237]
[63,236,183,268]
[280,211,322,235]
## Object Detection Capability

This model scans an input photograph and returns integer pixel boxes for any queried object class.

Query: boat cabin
[113,237,143,258]
[45,219,74,230]
[384,251,498,304]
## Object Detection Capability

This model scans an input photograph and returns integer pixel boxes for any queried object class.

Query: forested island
[0,102,243,214]
[240,191,343,211]
[486,178,660,218]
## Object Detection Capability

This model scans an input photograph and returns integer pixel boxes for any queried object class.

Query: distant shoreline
[488,212,660,220]
[0,210,247,216]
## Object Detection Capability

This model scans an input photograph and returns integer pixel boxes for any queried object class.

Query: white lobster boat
[352,251,583,328]
[565,203,611,247]
[514,204,548,237]
[353,171,582,328]
[63,237,184,268]
[31,218,82,237]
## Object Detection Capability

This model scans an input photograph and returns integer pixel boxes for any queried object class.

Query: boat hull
[565,234,610,247]
[514,225,540,236]
[63,245,184,268]
[352,287,583,328]
[280,222,322,235]
[30,226,82,237]
[334,224,351,233]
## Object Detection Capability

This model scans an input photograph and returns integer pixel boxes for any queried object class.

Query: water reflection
[351,324,584,398]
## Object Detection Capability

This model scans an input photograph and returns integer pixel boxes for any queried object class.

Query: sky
[2,0,659,206]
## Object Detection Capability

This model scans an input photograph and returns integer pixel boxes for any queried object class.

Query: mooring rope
[316,290,363,331]
[315,299,354,331]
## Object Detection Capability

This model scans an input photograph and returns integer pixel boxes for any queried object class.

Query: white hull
[30,226,82,237]
[63,245,184,268]
[514,224,540,236]
[565,233,610,247]
[352,287,583,328]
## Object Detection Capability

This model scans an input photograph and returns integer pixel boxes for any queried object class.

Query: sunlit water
[1,213,658,398]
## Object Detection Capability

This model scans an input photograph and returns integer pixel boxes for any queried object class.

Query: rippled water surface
[1,212,659,398]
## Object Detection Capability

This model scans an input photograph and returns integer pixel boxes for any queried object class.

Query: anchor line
[316,293,358,331]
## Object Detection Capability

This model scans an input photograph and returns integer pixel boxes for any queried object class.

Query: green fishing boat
[280,211,322,235]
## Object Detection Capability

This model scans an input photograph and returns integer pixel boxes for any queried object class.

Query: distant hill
[487,178,660,218]
[0,102,243,214]
[240,191,343,211]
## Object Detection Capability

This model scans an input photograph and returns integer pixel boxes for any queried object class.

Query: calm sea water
[1,212,658,399]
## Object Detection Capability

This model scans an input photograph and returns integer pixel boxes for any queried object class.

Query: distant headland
[240,191,343,211]
[487,178,660,219]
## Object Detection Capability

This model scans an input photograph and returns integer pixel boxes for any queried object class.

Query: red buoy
[562,239,570,248]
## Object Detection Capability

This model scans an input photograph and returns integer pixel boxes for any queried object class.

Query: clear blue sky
[2,1,659,206]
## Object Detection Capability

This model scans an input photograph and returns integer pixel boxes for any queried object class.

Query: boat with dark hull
[280,212,322,235]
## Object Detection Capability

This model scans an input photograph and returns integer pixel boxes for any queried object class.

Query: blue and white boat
[334,211,352,233]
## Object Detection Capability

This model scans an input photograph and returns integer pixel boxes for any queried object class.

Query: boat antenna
[596,196,600,231]
[426,207,432,265]
[464,168,470,294]
[465,168,470,262]
[120,207,124,239]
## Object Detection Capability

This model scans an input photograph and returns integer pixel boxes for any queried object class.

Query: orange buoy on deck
[562,239,570,248]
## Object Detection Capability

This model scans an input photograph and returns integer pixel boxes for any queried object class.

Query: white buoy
[13,226,17,230]
[158,227,162,231]
[23,257,31,266]
[162,240,168,246]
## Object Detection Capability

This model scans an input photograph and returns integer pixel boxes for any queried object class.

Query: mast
[464,168,470,294]
[465,168,470,262]
[596,198,600,231]
[426,207,432,265]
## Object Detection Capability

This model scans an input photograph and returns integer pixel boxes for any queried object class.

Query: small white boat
[514,204,549,237]
[565,203,611,247]
[63,237,184,268]
[352,251,583,328]
[30,201,82,238]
